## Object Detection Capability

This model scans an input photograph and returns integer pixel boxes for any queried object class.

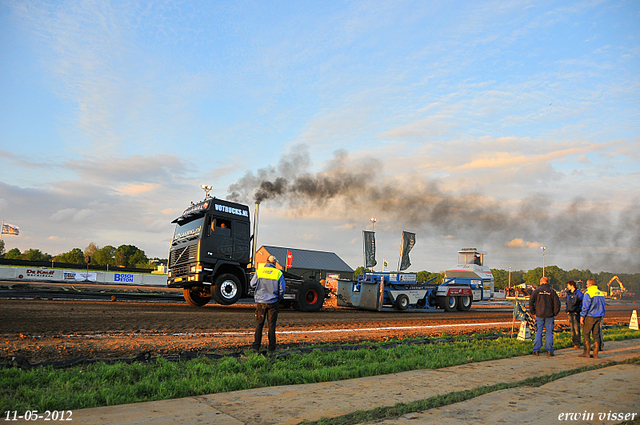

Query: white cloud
[506,238,541,248]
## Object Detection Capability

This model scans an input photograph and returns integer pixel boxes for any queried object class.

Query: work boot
[593,342,599,359]
[578,342,590,358]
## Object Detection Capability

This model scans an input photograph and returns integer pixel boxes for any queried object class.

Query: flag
[383,258,388,272]
[398,231,415,271]
[513,300,527,322]
[1,222,19,236]
[513,300,535,330]
[363,230,377,268]
[286,250,293,269]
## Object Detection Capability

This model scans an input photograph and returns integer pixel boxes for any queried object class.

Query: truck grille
[171,264,189,278]
[169,244,198,268]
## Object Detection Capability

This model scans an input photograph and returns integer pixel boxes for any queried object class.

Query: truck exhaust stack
[252,202,260,269]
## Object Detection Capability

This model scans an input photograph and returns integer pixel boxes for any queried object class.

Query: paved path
[63,339,640,425]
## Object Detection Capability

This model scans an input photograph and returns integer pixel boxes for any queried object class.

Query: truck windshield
[172,217,204,243]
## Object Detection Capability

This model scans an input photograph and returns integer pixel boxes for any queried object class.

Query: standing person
[565,280,583,349]
[250,255,286,353]
[529,276,561,356]
[580,279,606,358]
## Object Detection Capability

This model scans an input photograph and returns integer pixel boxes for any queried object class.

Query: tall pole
[370,218,376,272]
[252,202,260,269]
[397,232,403,272]
[540,246,546,277]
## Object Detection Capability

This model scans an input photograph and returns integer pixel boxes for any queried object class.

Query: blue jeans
[533,316,555,353]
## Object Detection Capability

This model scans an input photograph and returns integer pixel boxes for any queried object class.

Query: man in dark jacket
[565,280,583,349]
[529,276,561,356]
[250,255,286,353]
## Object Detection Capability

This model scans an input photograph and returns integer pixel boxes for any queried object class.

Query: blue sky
[1,0,639,273]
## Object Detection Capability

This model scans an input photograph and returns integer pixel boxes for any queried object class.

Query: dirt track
[1,280,638,363]
[1,294,638,364]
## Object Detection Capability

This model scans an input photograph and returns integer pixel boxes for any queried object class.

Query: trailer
[336,248,494,311]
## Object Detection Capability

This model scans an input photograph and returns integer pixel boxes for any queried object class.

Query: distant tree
[5,248,22,260]
[473,266,639,296]
[491,269,508,290]
[417,270,442,283]
[84,242,99,260]
[54,248,85,264]
[523,268,543,287]
[0,239,5,256]
[353,266,373,278]
[23,249,52,262]
[115,244,149,268]
[93,245,116,266]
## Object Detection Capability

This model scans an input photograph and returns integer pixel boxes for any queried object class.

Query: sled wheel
[395,294,410,310]
[456,295,472,311]
[439,295,458,312]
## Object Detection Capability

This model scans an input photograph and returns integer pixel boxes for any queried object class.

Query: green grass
[1,327,639,412]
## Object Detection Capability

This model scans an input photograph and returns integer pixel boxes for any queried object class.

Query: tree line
[353,265,639,294]
[491,265,639,294]
[0,241,164,270]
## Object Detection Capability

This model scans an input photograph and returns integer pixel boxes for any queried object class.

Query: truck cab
[168,198,251,306]
[167,194,326,312]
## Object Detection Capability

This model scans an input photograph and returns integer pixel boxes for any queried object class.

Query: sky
[1,0,639,274]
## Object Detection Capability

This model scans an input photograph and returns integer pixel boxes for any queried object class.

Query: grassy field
[1,327,639,412]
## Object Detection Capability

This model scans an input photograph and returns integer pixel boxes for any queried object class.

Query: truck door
[233,220,250,263]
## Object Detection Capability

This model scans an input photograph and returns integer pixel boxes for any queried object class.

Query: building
[255,245,354,280]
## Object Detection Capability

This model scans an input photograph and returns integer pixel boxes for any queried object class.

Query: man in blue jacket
[529,277,561,356]
[250,255,286,353]
[565,280,583,349]
[580,279,606,358]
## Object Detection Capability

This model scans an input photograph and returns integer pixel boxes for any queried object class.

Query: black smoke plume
[227,145,640,273]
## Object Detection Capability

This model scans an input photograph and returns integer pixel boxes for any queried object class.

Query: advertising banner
[64,271,97,282]
[398,231,415,271]
[106,272,141,285]
[14,268,63,281]
[2,266,166,286]
[363,230,377,268]
[286,250,293,269]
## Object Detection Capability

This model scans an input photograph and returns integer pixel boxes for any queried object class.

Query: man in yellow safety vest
[579,279,606,359]
[250,255,286,353]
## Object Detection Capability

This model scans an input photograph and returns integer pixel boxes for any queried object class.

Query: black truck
[167,195,326,312]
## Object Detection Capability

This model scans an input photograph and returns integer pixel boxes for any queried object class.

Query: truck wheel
[394,294,410,310]
[439,295,458,312]
[456,295,472,311]
[183,286,211,307]
[213,274,242,305]
[294,281,325,312]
